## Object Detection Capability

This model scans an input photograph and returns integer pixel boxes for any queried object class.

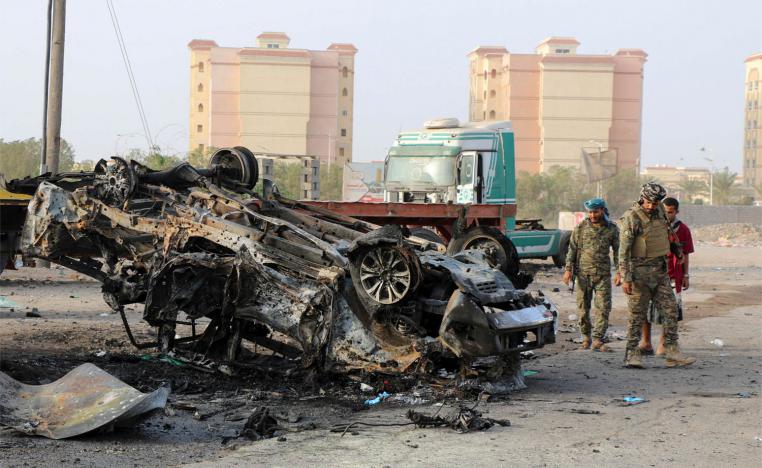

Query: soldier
[619,183,696,368]
[563,198,621,351]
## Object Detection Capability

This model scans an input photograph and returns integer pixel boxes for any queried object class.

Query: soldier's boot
[655,335,666,356]
[579,336,591,350]
[591,339,612,352]
[624,349,645,369]
[664,344,696,367]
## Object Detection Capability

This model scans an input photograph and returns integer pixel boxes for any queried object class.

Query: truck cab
[384,118,515,222]
[383,118,569,264]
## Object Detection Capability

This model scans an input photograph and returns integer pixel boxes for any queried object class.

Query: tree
[0,138,75,179]
[141,152,182,170]
[319,163,343,201]
[516,166,650,226]
[712,168,739,205]
[272,160,303,199]
[601,168,649,216]
[187,145,216,168]
[675,177,708,204]
[121,148,182,170]
[516,166,594,225]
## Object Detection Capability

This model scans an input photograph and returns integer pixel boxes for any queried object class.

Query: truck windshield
[386,156,456,187]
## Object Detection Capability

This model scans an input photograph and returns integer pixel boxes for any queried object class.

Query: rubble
[8,147,557,384]
[692,223,762,247]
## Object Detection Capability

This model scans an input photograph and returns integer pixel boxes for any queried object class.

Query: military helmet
[640,182,667,202]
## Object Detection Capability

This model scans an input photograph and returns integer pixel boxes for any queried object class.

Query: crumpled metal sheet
[0,363,169,439]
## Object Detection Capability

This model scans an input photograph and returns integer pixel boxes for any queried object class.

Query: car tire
[447,226,519,277]
[349,244,421,307]
[552,231,571,268]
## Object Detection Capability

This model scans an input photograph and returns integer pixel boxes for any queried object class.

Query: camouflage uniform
[564,219,619,340]
[619,202,679,354]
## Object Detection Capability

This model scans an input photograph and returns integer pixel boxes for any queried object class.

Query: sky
[1,0,760,172]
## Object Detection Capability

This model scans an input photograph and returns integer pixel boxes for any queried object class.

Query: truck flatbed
[301,201,516,240]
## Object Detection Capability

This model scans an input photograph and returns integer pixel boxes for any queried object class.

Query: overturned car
[9,147,557,377]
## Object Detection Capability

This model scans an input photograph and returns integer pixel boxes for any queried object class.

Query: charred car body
[9,147,557,377]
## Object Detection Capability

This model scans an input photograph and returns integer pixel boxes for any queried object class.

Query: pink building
[189,33,356,165]
[469,37,647,175]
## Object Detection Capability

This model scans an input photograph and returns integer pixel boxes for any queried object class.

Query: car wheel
[552,231,571,268]
[447,226,519,277]
[350,244,420,306]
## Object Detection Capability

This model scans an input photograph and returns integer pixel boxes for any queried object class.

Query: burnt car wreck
[10,147,557,380]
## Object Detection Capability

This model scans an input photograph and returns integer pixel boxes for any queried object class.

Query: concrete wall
[676,205,762,227]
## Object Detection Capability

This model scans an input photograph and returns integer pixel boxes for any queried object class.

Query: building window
[483,71,487,80]
[198,61,204,72]
[198,143,204,152]
[554,48,570,54]
[342,110,348,116]
[483,91,486,99]
[342,66,348,78]
[491,69,496,79]
[482,111,486,120]
[342,87,348,97]
[267,43,279,49]
[339,147,345,157]
[489,110,496,119]
[198,103,204,112]
[341,128,347,137]
[197,83,203,92]
[490,90,496,97]
[197,124,203,133]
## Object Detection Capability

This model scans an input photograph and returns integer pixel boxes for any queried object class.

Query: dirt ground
[0,245,760,467]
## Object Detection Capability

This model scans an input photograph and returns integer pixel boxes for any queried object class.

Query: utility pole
[700,147,715,205]
[589,140,604,198]
[44,0,66,175]
[39,0,53,174]
[37,0,65,269]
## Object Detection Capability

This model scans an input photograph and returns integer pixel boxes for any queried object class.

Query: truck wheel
[447,226,519,277]
[409,227,444,244]
[350,244,421,306]
[552,231,571,268]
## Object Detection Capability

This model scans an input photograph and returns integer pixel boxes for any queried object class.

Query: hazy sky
[1,0,760,172]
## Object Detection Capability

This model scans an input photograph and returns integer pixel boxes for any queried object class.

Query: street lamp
[700,147,715,205]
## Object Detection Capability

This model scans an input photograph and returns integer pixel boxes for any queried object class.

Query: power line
[106,0,154,152]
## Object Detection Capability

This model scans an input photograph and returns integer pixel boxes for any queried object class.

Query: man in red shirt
[639,197,694,355]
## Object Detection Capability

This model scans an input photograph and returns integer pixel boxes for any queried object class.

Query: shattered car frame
[10,147,557,376]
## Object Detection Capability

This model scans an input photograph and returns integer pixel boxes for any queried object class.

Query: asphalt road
[0,246,760,467]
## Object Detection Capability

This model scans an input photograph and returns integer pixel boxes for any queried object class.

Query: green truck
[382,118,570,266]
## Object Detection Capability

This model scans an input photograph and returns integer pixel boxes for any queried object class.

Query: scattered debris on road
[0,363,169,439]
[406,404,511,432]
[621,396,647,406]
